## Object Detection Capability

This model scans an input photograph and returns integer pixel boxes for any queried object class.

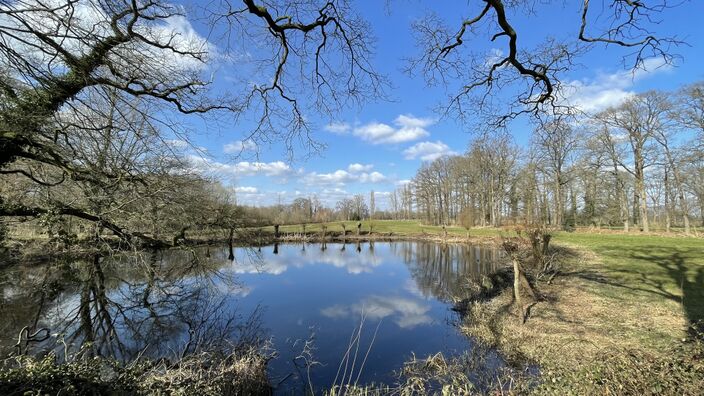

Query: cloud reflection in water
[321,295,433,329]
[229,244,383,275]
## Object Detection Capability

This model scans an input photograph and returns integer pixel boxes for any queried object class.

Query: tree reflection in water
[391,242,503,302]
[0,249,265,362]
[0,241,506,391]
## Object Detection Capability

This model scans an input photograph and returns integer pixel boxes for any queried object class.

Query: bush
[0,220,7,247]
[0,350,271,396]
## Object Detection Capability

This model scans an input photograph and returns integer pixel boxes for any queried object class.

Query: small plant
[0,220,7,247]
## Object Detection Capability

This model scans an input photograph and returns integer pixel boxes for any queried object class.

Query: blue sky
[173,1,704,208]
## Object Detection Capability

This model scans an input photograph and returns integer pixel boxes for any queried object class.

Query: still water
[0,241,504,391]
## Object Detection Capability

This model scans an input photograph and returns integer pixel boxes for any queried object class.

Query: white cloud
[484,48,505,67]
[559,57,673,113]
[395,114,434,129]
[403,141,458,161]
[304,170,356,186]
[165,139,189,149]
[223,140,257,154]
[188,155,292,178]
[303,168,387,186]
[359,171,386,183]
[230,161,291,177]
[353,122,396,142]
[324,122,351,134]
[348,163,374,173]
[234,186,258,194]
[352,115,434,144]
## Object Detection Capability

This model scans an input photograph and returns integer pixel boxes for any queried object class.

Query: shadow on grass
[566,243,704,332]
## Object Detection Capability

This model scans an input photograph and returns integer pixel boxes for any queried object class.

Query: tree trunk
[634,152,649,232]
[228,227,235,260]
[554,173,563,229]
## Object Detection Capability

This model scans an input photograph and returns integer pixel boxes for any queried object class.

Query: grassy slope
[553,232,704,328]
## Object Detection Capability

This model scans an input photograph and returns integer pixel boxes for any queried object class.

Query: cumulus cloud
[234,186,258,194]
[223,140,257,154]
[188,155,292,178]
[352,115,434,144]
[403,141,458,161]
[303,168,387,186]
[348,163,374,173]
[230,161,291,177]
[324,122,351,134]
[4,2,212,73]
[359,171,386,183]
[304,170,356,186]
[559,57,673,113]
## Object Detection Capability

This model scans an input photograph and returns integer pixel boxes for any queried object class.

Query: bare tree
[531,119,580,229]
[409,0,683,125]
[0,0,383,243]
[595,93,665,232]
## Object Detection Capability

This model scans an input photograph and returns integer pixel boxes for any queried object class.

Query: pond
[0,241,505,393]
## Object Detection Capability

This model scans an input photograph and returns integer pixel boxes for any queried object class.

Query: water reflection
[0,250,262,361]
[0,241,504,391]
[321,295,433,329]
[226,243,384,275]
[394,242,503,302]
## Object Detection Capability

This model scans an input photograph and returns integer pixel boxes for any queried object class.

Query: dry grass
[0,349,271,396]
[460,242,704,395]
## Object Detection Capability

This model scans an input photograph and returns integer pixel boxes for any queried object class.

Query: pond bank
[456,239,704,395]
[1,229,502,268]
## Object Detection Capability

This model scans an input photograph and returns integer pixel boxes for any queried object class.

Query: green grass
[552,232,704,325]
[265,219,504,238]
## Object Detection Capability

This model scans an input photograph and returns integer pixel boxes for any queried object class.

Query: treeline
[393,84,703,232]
[242,192,389,225]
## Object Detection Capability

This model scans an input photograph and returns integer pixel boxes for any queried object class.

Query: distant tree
[595,92,665,232]
[531,119,580,230]
[459,208,473,238]
[351,194,368,221]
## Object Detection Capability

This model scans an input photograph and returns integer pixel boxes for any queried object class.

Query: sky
[168,0,704,209]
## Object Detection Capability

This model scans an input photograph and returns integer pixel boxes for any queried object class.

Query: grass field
[267,219,504,237]
[553,232,704,328]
